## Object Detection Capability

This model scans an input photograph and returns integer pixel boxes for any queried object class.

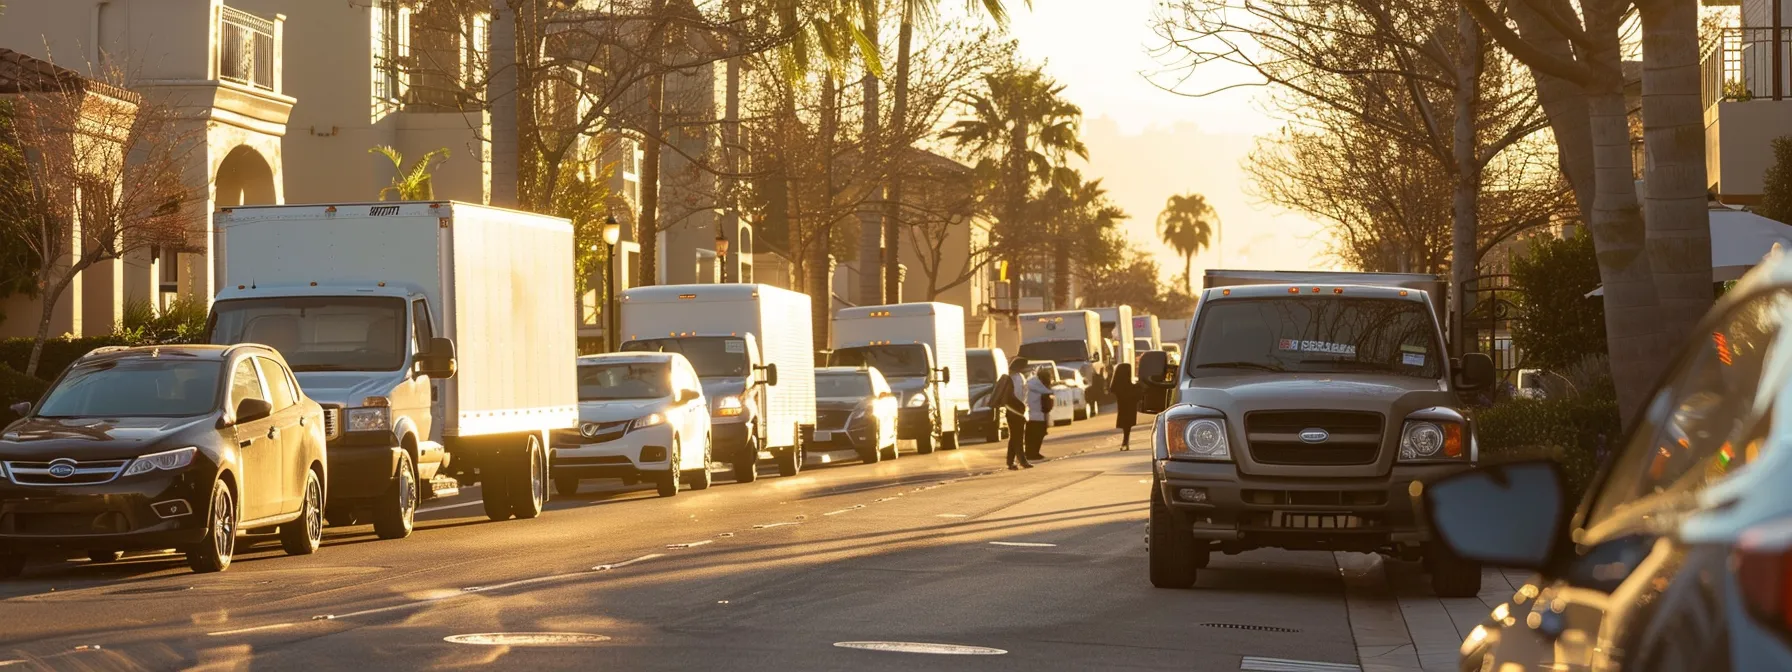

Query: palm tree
[369,146,451,201]
[1157,192,1217,292]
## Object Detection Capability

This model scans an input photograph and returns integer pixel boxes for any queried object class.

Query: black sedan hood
[0,416,213,460]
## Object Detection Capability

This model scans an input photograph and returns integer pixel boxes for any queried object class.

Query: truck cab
[1139,276,1494,597]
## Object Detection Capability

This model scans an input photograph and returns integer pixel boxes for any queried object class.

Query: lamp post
[603,216,622,351]
[715,230,731,283]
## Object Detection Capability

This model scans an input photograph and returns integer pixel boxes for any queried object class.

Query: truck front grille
[1244,411,1383,466]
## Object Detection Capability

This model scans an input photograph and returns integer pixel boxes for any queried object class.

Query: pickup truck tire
[775,446,801,477]
[1148,486,1199,589]
[687,441,713,491]
[507,434,547,519]
[880,439,899,461]
[555,477,580,497]
[858,437,882,464]
[282,470,325,554]
[482,459,513,521]
[733,430,761,483]
[986,420,1002,445]
[373,453,417,540]
[1427,544,1482,598]
[915,412,939,455]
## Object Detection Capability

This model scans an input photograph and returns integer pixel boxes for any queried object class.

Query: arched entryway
[215,145,276,207]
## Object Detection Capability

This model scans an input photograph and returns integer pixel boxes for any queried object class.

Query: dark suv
[0,345,327,576]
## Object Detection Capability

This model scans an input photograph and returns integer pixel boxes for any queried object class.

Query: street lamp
[603,216,621,351]
[714,230,730,283]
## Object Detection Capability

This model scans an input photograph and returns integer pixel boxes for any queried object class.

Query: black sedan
[0,344,327,576]
[810,367,898,464]
[1425,252,1792,671]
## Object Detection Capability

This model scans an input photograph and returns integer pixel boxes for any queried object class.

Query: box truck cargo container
[619,284,817,480]
[1020,310,1106,404]
[208,202,578,533]
[830,303,970,453]
[1131,314,1162,353]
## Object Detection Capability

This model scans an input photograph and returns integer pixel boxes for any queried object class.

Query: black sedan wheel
[280,469,324,555]
[187,480,236,574]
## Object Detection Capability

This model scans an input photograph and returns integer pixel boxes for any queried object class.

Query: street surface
[0,414,1504,671]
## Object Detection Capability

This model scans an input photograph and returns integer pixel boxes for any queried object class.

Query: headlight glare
[630,412,666,432]
[346,406,391,432]
[715,395,744,417]
[124,447,197,476]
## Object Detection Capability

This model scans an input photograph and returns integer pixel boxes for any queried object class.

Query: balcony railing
[219,6,276,91]
[1702,26,1792,108]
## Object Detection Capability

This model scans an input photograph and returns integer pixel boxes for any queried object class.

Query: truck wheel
[941,431,960,451]
[281,470,325,554]
[688,441,713,491]
[1148,485,1198,589]
[482,457,513,522]
[775,446,801,477]
[1074,405,1087,421]
[187,480,237,574]
[1427,544,1483,598]
[373,453,417,540]
[915,412,939,455]
[733,431,760,483]
[555,477,581,497]
[507,434,546,519]
[0,553,24,578]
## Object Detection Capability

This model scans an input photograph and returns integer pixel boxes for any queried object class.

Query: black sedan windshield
[36,360,223,418]
[209,297,407,372]
[832,345,929,378]
[578,363,671,401]
[623,337,748,378]
[816,373,873,398]
[1187,297,1442,378]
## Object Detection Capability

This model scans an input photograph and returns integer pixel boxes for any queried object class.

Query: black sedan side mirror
[8,401,29,418]
[417,337,458,379]
[234,398,273,424]
[1423,461,1569,570]
[1454,352,1494,391]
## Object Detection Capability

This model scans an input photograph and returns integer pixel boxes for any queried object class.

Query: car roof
[75,344,269,365]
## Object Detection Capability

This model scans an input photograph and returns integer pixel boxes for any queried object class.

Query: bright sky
[996,0,1334,282]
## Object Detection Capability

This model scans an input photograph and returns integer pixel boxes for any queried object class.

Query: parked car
[1056,365,1098,421]
[1427,252,1792,671]
[0,345,328,576]
[551,353,712,498]
[963,348,1010,444]
[810,367,898,464]
[1022,361,1077,427]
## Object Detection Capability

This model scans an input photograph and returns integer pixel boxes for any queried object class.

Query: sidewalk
[1335,552,1532,672]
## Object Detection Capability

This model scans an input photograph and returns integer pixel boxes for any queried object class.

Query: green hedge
[0,363,47,426]
[1472,395,1621,501]
[0,336,135,381]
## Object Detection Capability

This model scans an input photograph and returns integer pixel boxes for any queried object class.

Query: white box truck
[618,284,816,481]
[207,202,578,533]
[1131,314,1162,354]
[830,303,970,453]
[1019,310,1105,400]
[1090,306,1137,391]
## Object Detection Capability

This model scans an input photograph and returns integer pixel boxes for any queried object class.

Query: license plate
[1273,512,1362,529]
[812,430,834,442]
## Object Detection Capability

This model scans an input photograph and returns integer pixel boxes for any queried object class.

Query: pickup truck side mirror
[1137,350,1174,414]
[759,363,779,387]
[1454,352,1494,391]
[417,337,458,379]
[935,367,951,384]
[8,401,29,418]
[233,397,273,424]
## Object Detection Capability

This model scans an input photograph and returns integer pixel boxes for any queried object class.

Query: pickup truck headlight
[1164,408,1230,460]
[630,412,666,432]
[123,447,197,476]
[905,392,928,408]
[346,407,391,432]
[714,395,744,417]
[1399,420,1465,461]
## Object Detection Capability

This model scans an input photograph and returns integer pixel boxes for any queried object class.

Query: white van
[831,303,970,453]
[619,284,817,480]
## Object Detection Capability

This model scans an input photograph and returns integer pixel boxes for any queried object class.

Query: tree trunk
[721,0,742,283]
[1450,8,1483,357]
[1505,0,1596,225]
[515,0,542,210]
[882,17,913,305]
[1638,0,1715,353]
[489,0,521,208]
[1183,253,1193,293]
[812,74,840,348]
[1588,76,1665,422]
[25,269,79,378]
[856,5,884,306]
[639,72,663,287]
[1052,243,1070,309]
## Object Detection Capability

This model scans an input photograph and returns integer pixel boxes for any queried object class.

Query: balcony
[1703,26,1792,201]
[218,6,277,92]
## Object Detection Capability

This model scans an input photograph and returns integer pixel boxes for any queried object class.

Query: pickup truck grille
[1244,411,1384,466]
[319,405,343,441]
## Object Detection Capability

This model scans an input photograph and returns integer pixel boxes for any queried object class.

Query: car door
[255,355,306,516]
[409,298,444,470]
[227,357,282,522]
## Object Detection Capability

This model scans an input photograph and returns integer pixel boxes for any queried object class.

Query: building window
[373,0,410,104]
[407,1,475,111]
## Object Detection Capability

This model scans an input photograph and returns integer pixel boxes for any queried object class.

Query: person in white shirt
[994,357,1033,470]
[1025,364,1057,461]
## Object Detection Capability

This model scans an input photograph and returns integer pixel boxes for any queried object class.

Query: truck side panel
[756,287,816,449]
[933,304,970,417]
[217,210,445,308]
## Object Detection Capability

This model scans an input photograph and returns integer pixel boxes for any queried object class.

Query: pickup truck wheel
[657,441,682,497]
[733,431,760,483]
[1427,544,1482,598]
[775,446,800,477]
[880,439,899,461]
[281,470,325,554]
[555,477,580,497]
[1148,486,1198,589]
[687,441,713,491]
[373,453,417,540]
[915,413,939,455]
[187,480,237,574]
[0,553,24,578]
[507,434,546,518]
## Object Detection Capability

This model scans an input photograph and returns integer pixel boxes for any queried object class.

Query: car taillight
[1734,517,1792,637]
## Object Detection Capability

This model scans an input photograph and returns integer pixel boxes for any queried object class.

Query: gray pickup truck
[1138,270,1494,597]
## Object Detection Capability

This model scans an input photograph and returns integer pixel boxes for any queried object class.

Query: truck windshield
[1018,340,1088,364]
[36,360,222,418]
[832,345,929,378]
[967,356,996,384]
[622,337,748,378]
[1187,297,1443,379]
[816,373,873,398]
[208,297,408,372]
[578,363,670,401]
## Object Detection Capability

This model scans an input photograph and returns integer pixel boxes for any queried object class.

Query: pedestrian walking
[994,357,1033,470]
[1025,365,1056,462]
[1109,362,1139,450]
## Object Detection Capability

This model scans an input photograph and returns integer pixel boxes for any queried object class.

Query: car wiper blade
[1194,361,1284,372]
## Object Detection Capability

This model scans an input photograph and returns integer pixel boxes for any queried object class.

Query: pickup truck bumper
[326,432,403,502]
[1155,459,1471,553]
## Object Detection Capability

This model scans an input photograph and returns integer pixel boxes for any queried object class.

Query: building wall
[1707,99,1792,198]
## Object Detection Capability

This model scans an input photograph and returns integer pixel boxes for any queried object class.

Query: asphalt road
[0,414,1370,672]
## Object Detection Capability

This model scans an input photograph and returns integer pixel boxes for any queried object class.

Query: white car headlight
[123,447,197,476]
[1399,420,1464,461]
[715,395,744,417]
[346,406,391,432]
[630,412,666,432]
[906,392,928,408]
[580,422,603,438]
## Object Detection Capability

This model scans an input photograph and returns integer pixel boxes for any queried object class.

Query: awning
[1585,208,1792,297]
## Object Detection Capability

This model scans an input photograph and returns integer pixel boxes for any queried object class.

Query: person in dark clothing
[1109,362,1140,450]
[995,357,1033,470]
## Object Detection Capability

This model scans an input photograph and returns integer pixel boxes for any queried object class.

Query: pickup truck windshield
[1187,297,1442,379]
[832,345,929,378]
[578,363,671,401]
[36,360,223,418]
[622,337,748,378]
[1018,340,1089,364]
[208,297,407,372]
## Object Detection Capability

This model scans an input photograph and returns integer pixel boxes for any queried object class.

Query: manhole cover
[1200,623,1301,633]
[833,641,1007,655]
[107,585,193,596]
[444,633,612,647]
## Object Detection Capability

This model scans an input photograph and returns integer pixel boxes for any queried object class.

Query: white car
[1056,365,1098,422]
[551,352,713,498]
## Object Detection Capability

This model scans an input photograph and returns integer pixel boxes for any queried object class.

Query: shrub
[118,295,209,345]
[0,363,47,426]
[1511,232,1607,372]
[0,335,132,380]
[1472,393,1621,501]
[1762,136,1792,226]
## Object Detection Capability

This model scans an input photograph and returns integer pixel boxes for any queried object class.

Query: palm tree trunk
[856,4,884,305]
[1052,240,1069,309]
[1638,0,1714,353]
[1450,8,1483,357]
[882,17,913,305]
